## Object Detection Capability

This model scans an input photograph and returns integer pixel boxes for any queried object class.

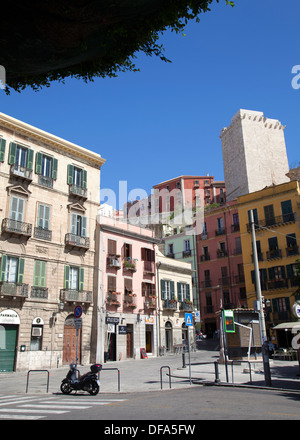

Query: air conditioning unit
[32,327,43,337]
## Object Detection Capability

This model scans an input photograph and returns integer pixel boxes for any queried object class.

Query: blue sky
[1,0,299,209]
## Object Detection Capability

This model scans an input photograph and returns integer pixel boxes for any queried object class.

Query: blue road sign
[185,313,193,326]
[74,305,83,318]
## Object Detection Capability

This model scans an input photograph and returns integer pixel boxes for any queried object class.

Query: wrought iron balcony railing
[2,218,32,237]
[60,289,92,304]
[0,281,28,298]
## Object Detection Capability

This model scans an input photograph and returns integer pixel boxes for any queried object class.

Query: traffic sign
[74,318,82,329]
[74,305,82,318]
[224,310,235,333]
[185,313,193,327]
[194,310,200,323]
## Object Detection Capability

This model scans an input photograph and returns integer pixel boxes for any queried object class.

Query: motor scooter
[60,363,102,395]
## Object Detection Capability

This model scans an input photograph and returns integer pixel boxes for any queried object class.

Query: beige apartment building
[0,113,105,371]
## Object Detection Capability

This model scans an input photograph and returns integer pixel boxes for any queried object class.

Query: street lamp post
[250,210,272,387]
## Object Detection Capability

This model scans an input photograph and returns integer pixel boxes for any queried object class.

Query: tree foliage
[1,0,233,93]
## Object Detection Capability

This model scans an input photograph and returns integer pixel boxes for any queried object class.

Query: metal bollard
[182,352,186,368]
[214,361,220,383]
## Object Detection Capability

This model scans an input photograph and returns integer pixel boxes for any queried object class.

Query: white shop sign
[0,309,20,325]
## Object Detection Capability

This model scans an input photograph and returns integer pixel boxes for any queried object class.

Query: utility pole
[250,210,272,386]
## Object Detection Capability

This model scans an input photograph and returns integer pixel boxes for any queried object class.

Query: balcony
[231,224,240,232]
[286,246,299,257]
[215,228,225,236]
[267,279,288,290]
[182,250,192,258]
[143,261,155,275]
[0,281,28,298]
[233,274,245,284]
[65,233,90,250]
[31,286,48,299]
[38,174,54,188]
[219,276,231,286]
[201,280,212,288]
[106,291,121,306]
[217,250,228,259]
[124,294,137,309]
[107,256,121,269]
[34,227,52,241]
[204,305,214,314]
[10,163,32,182]
[2,218,32,238]
[200,254,210,262]
[163,299,177,310]
[246,213,295,232]
[60,289,92,304]
[180,301,193,311]
[123,258,136,272]
[144,298,156,310]
[266,249,282,260]
[69,184,87,199]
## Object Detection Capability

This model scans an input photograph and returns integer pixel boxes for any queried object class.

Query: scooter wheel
[60,381,72,394]
[88,380,99,396]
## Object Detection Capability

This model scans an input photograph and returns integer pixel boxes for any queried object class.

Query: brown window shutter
[108,276,116,291]
[142,282,146,296]
[124,278,132,292]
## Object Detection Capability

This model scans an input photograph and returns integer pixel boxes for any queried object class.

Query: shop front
[0,309,20,372]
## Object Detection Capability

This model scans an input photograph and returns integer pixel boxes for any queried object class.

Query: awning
[273,322,300,330]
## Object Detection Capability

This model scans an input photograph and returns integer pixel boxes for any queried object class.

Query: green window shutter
[82,170,87,189]
[17,258,25,284]
[52,158,58,180]
[64,265,70,289]
[186,284,190,301]
[67,165,74,185]
[0,138,6,162]
[35,152,43,174]
[170,281,175,300]
[79,268,84,291]
[8,142,17,165]
[81,216,87,237]
[34,260,46,287]
[177,283,182,302]
[27,149,34,170]
[0,255,7,281]
[161,279,166,300]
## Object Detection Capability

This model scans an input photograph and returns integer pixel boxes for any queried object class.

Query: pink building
[196,200,247,338]
[96,210,159,362]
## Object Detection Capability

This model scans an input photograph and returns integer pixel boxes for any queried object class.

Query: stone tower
[220,109,289,201]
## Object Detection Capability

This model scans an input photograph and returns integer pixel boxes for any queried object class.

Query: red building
[196,200,247,338]
[153,175,226,214]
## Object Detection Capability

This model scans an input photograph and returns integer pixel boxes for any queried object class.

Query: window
[70,213,87,237]
[9,196,25,227]
[0,138,6,162]
[264,204,275,226]
[268,237,278,251]
[184,240,190,251]
[0,255,25,284]
[124,278,133,295]
[142,282,155,297]
[123,243,132,259]
[33,260,46,287]
[141,248,155,262]
[8,142,33,175]
[281,200,293,222]
[161,280,175,300]
[167,244,174,256]
[35,153,58,186]
[108,239,117,256]
[37,203,50,230]
[64,266,84,291]
[67,165,87,188]
[177,283,190,302]
[107,275,117,292]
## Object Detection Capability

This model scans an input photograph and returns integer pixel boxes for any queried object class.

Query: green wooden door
[0,325,18,372]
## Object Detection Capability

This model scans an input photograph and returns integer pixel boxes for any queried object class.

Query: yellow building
[238,181,300,345]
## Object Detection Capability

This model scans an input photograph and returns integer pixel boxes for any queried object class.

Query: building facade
[237,180,300,346]
[94,211,160,363]
[0,113,105,371]
[196,201,247,338]
[156,250,194,352]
